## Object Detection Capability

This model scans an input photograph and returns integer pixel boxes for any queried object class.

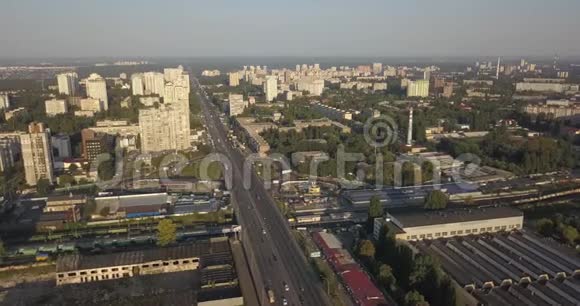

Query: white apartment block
[45,99,68,116]
[297,78,324,96]
[407,80,430,97]
[229,94,245,116]
[264,75,278,102]
[80,98,105,113]
[229,72,240,87]
[131,73,145,96]
[57,72,79,96]
[86,73,108,110]
[20,123,54,186]
[143,72,165,97]
[139,104,191,152]
[0,93,10,110]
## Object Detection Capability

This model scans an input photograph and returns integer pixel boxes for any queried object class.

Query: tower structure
[407,107,414,147]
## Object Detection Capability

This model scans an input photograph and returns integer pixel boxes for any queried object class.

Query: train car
[35,253,50,262]
[18,247,38,256]
[38,245,58,253]
[58,244,76,252]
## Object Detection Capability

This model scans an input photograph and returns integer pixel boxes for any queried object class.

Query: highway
[193,78,330,306]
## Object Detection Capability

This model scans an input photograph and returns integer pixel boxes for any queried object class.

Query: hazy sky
[1,0,579,58]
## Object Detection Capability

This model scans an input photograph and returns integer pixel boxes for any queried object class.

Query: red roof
[311,232,390,306]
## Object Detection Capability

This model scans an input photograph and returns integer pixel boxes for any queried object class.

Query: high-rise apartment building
[86,73,108,110]
[0,93,11,110]
[143,72,165,97]
[264,76,278,102]
[228,94,245,116]
[57,72,79,96]
[297,78,324,96]
[131,73,145,96]
[229,72,240,87]
[139,104,191,152]
[372,63,383,75]
[45,99,68,116]
[20,122,54,186]
[163,66,186,83]
[407,80,430,97]
[164,78,190,104]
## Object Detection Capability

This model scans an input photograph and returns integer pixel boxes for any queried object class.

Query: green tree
[377,264,397,291]
[58,174,75,187]
[357,239,376,259]
[0,239,5,257]
[536,218,554,237]
[36,178,51,196]
[68,164,79,172]
[404,290,429,306]
[424,190,448,210]
[98,159,116,181]
[157,219,177,246]
[561,225,578,245]
[368,195,384,219]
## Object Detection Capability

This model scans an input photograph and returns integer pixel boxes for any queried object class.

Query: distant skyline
[1,0,579,58]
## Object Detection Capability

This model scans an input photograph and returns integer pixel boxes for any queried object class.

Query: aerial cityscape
[1,1,580,306]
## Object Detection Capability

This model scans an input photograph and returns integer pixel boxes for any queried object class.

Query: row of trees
[536,217,579,246]
[362,197,455,306]
[438,127,576,175]
[357,225,456,306]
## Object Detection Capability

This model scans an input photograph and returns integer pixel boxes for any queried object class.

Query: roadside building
[373,206,523,241]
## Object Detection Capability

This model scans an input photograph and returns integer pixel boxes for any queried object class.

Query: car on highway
[282,297,288,306]
[283,281,289,292]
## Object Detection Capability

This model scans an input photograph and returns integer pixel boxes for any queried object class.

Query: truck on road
[267,288,275,304]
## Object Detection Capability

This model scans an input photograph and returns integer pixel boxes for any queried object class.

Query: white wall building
[407,80,430,97]
[45,99,68,116]
[139,104,191,152]
[143,72,165,97]
[86,73,108,110]
[229,94,245,116]
[21,123,54,186]
[264,75,278,102]
[131,73,145,96]
[80,98,106,113]
[57,72,79,96]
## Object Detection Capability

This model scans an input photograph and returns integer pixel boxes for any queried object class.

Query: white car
[282,297,288,306]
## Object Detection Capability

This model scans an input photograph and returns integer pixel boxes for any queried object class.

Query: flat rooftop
[391,206,522,228]
[57,240,228,273]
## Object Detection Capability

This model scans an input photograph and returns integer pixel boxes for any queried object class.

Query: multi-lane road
[193,78,330,306]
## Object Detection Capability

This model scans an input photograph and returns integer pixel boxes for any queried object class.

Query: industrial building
[312,102,353,121]
[374,206,523,241]
[312,231,389,306]
[411,231,580,305]
[94,193,169,219]
[56,238,231,285]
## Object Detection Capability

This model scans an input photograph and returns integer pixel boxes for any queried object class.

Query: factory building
[373,206,523,241]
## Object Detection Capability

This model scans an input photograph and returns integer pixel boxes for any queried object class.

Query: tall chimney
[407,107,414,147]
[496,57,501,79]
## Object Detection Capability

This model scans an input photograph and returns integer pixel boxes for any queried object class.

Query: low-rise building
[56,243,209,285]
[373,206,523,241]
[45,195,86,213]
[312,102,353,121]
